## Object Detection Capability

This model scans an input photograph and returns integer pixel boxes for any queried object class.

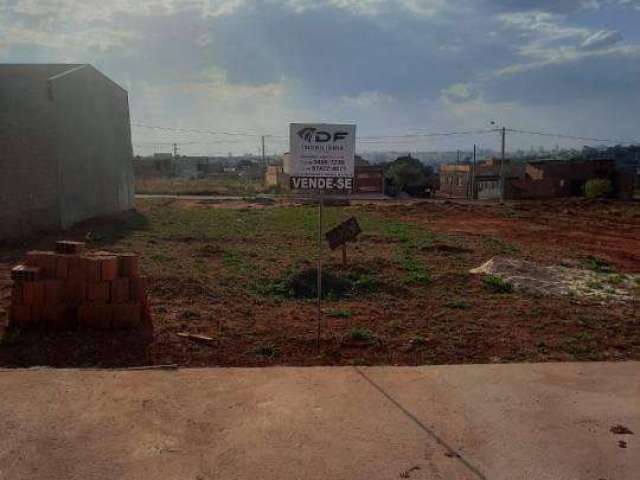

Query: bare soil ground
[0,197,638,368]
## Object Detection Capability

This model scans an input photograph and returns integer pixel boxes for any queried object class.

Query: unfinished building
[0,64,134,240]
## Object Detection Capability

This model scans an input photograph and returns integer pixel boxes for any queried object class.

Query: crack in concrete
[354,366,488,480]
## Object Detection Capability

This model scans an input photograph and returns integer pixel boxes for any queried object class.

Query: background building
[0,64,134,240]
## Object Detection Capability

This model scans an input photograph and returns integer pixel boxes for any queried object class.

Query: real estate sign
[289,123,356,190]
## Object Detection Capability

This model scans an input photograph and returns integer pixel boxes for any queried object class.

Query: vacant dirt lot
[0,197,638,367]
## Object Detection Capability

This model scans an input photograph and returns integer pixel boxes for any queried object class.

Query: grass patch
[253,265,384,300]
[394,231,433,286]
[482,275,514,293]
[584,256,614,273]
[586,280,604,290]
[0,329,20,346]
[608,274,624,286]
[222,251,244,267]
[136,175,269,196]
[327,309,352,318]
[350,327,374,342]
[484,237,520,255]
[252,344,280,359]
[400,253,431,285]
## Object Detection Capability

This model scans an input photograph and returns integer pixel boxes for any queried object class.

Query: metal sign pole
[316,189,323,352]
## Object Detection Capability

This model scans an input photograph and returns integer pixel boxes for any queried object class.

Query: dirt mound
[470,256,640,302]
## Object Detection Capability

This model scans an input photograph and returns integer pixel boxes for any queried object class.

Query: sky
[1,0,640,155]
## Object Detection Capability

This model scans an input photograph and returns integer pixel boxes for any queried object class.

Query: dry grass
[135,175,274,196]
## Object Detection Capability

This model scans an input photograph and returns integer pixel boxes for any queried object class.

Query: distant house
[354,165,385,194]
[509,159,615,199]
[0,64,134,240]
[265,165,289,188]
[475,160,526,200]
[439,164,471,197]
[134,156,173,179]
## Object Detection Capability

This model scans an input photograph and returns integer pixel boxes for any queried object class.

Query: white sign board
[289,123,356,190]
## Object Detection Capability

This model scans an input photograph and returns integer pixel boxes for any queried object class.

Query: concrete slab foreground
[0,362,638,480]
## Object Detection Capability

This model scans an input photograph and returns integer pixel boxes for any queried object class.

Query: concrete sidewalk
[1,362,638,480]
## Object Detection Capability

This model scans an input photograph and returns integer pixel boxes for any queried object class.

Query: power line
[131,122,285,138]
[131,121,640,147]
[132,121,497,140]
[359,129,497,140]
[507,129,639,145]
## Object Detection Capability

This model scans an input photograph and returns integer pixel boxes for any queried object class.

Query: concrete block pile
[9,241,151,331]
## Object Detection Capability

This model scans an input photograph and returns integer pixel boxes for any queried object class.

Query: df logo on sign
[297,127,349,143]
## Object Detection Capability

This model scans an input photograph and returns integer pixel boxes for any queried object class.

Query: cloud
[342,91,394,107]
[2,0,640,154]
[441,83,479,103]
[581,29,623,49]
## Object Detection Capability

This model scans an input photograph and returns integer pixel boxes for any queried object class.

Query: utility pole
[172,142,179,177]
[261,136,266,167]
[500,127,506,202]
[472,144,477,200]
[172,142,179,197]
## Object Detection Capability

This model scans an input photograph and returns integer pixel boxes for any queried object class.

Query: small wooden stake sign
[326,216,362,266]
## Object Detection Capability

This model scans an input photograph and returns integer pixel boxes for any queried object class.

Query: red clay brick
[68,256,86,281]
[93,304,113,330]
[62,281,87,304]
[110,278,130,303]
[25,251,56,278]
[55,255,70,279]
[87,282,110,302]
[84,257,102,283]
[11,284,24,305]
[31,304,44,325]
[9,305,32,328]
[44,280,62,304]
[42,304,72,330]
[78,303,112,329]
[77,304,90,328]
[100,256,119,281]
[129,277,147,302]
[11,265,41,282]
[55,240,85,255]
[112,303,141,329]
[22,281,46,306]
[118,254,139,277]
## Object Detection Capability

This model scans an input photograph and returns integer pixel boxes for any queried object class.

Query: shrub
[482,275,513,293]
[328,309,352,318]
[252,344,280,359]
[253,266,383,300]
[584,256,614,273]
[350,327,374,342]
[584,178,612,199]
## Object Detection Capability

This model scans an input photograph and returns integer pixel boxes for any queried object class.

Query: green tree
[584,178,612,198]
[385,155,430,192]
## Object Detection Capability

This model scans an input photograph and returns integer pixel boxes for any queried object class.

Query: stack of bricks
[9,241,151,331]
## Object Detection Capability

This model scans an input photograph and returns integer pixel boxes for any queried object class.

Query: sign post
[316,190,323,350]
[288,123,356,351]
